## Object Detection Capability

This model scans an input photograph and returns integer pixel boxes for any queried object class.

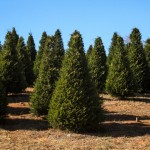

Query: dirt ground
[0,88,150,150]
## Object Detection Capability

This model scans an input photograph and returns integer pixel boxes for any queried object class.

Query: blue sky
[0,0,150,54]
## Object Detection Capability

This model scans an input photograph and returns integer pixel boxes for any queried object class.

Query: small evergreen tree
[88,37,107,93]
[107,32,118,66]
[144,38,150,91]
[48,31,103,132]
[26,33,37,85]
[1,31,26,93]
[34,31,47,78]
[127,28,148,93]
[30,35,63,115]
[106,36,130,97]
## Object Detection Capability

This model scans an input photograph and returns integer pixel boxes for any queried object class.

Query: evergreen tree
[11,27,19,48]
[0,81,7,120]
[127,28,148,93]
[16,36,28,88]
[48,31,103,132]
[88,37,107,93]
[1,31,26,93]
[107,32,118,66]
[144,38,150,90]
[86,45,93,59]
[0,39,1,50]
[30,35,63,115]
[26,33,37,85]
[53,29,65,69]
[34,31,47,78]
[106,36,130,97]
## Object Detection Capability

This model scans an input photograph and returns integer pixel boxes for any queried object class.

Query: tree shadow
[105,111,150,121]
[7,94,30,103]
[7,106,30,116]
[0,118,49,131]
[83,111,150,137]
[101,93,150,103]
[126,96,150,103]
[98,122,150,137]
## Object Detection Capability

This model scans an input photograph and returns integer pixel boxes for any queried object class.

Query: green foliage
[0,42,2,51]
[127,28,148,93]
[30,35,63,116]
[54,29,65,69]
[26,33,37,85]
[0,81,7,120]
[34,32,47,78]
[88,37,107,93]
[48,31,103,132]
[107,32,118,66]
[86,45,93,59]
[1,30,26,93]
[106,36,130,97]
[144,38,150,90]
[11,27,19,48]
[16,36,28,89]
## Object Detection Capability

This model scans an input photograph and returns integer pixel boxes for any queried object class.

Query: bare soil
[0,88,150,150]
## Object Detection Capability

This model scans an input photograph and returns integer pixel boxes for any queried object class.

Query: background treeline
[0,27,149,132]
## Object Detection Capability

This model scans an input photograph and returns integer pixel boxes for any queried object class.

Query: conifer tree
[127,28,148,93]
[34,31,47,78]
[106,36,130,97]
[16,36,28,88]
[88,37,107,93]
[11,27,19,48]
[1,31,26,93]
[144,38,150,90]
[30,36,62,115]
[26,33,37,85]
[48,31,103,132]
[53,29,65,69]
[0,40,1,50]
[86,45,93,59]
[107,32,118,66]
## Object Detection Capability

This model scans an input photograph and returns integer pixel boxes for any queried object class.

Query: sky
[0,0,150,54]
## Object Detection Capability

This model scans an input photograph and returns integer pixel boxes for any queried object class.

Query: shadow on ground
[105,111,150,121]
[7,106,30,115]
[0,92,149,137]
[0,118,49,131]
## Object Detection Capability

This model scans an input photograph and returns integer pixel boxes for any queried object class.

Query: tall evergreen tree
[88,37,107,93]
[11,27,19,49]
[26,33,37,62]
[144,38,150,90]
[0,41,2,51]
[127,28,148,93]
[106,36,130,97]
[1,31,26,93]
[53,29,65,69]
[16,36,28,89]
[86,45,93,59]
[34,31,47,78]
[30,34,64,115]
[107,32,118,66]
[48,31,103,132]
[26,33,37,85]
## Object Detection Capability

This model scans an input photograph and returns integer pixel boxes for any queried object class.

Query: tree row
[0,27,149,132]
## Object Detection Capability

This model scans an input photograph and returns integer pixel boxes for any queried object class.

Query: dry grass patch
[0,89,150,149]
